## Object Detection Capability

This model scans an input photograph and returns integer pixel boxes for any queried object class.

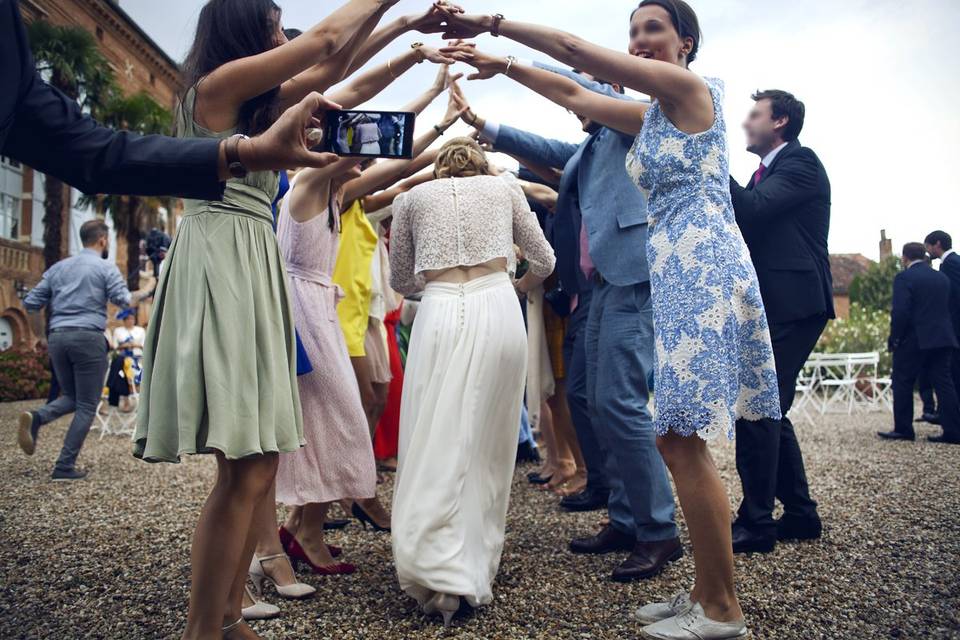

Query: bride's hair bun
[435,137,490,179]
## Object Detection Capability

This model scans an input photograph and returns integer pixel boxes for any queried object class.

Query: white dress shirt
[761,141,789,169]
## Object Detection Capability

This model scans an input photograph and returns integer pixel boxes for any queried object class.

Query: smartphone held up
[310,109,416,160]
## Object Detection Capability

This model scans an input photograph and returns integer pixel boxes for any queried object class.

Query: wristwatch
[225,133,250,179]
[491,14,505,37]
[411,42,426,63]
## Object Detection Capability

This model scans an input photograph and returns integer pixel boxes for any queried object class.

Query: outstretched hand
[417,44,458,65]
[431,9,491,39]
[442,42,508,81]
[244,92,342,172]
[408,1,466,33]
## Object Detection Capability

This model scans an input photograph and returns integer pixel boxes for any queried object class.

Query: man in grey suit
[19,220,154,480]
[464,60,680,582]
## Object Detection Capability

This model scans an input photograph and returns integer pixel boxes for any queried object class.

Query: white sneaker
[641,602,749,640]
[633,592,691,625]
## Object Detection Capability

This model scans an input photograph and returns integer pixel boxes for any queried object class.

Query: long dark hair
[633,0,702,64]
[182,0,282,135]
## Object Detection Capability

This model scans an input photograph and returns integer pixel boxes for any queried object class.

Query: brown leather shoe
[610,537,683,582]
[569,524,634,555]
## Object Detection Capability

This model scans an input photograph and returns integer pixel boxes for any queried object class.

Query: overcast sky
[122,0,960,260]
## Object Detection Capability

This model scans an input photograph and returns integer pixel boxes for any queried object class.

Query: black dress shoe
[51,467,88,482]
[776,514,822,541]
[569,524,634,555]
[731,526,776,554]
[611,537,683,582]
[877,430,915,441]
[560,488,610,512]
[916,413,940,424]
[927,434,960,445]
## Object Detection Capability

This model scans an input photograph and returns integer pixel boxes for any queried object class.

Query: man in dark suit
[880,243,960,443]
[2,0,337,200]
[729,90,832,553]
[925,230,960,417]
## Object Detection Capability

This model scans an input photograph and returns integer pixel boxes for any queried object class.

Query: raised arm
[279,4,391,106]
[339,2,466,78]
[450,84,579,169]
[518,180,559,213]
[437,13,712,133]
[449,46,647,136]
[364,168,436,214]
[195,0,391,127]
[328,48,457,110]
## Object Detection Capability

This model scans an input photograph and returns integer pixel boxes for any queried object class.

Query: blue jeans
[585,280,677,542]
[563,289,608,491]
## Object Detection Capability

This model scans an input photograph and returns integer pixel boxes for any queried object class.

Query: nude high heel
[241,585,281,621]
[249,553,316,599]
[422,593,460,628]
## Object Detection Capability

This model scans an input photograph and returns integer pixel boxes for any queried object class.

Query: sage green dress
[134,88,304,462]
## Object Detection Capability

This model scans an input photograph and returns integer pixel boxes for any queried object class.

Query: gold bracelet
[387,58,398,79]
[468,111,479,127]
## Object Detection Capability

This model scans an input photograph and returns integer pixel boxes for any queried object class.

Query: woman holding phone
[436,2,779,638]
[132,0,424,637]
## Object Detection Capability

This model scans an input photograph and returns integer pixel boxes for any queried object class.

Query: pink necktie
[752,162,766,187]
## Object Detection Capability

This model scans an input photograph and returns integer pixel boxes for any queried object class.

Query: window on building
[149,72,156,86]
[0,156,23,240]
[96,26,104,41]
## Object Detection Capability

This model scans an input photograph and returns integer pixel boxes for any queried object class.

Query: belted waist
[285,265,343,301]
[183,182,275,225]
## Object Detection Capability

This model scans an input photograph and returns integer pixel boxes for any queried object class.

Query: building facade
[0,0,183,349]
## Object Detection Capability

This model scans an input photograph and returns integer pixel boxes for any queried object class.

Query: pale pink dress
[274,184,377,505]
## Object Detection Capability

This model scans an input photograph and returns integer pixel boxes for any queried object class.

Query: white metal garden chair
[790,360,820,427]
[93,355,140,439]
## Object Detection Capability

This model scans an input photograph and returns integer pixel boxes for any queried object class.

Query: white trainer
[633,592,692,625]
[641,602,749,640]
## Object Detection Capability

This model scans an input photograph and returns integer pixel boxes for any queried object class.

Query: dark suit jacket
[730,139,834,325]
[940,252,960,335]
[1,0,224,200]
[889,262,958,352]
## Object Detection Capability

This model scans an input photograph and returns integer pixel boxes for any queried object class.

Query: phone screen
[322,110,416,160]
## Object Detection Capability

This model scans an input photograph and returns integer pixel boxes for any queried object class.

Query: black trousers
[917,368,937,415]
[734,315,825,536]
[892,340,960,439]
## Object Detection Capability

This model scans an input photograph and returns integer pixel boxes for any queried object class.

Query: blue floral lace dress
[626,77,781,440]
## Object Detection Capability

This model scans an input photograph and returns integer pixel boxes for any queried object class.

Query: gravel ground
[0,399,958,640]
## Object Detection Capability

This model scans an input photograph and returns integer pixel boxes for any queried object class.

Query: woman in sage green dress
[132,1,409,637]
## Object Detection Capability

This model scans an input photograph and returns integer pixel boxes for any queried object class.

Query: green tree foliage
[849,256,900,313]
[27,21,116,269]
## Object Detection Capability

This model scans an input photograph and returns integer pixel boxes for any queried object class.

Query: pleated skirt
[134,205,304,462]
[392,272,526,608]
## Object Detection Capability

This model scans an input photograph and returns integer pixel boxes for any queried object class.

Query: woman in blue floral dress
[441,1,779,638]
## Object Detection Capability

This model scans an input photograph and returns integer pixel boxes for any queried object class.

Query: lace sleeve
[388,193,419,296]
[509,183,555,278]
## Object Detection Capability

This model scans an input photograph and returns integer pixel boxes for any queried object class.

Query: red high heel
[280,526,342,558]
[287,537,356,576]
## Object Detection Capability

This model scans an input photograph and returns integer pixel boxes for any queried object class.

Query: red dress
[374,305,403,460]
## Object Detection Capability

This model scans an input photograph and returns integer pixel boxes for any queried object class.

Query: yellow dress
[333,200,378,357]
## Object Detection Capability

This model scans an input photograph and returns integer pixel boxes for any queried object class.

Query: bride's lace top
[389,175,555,296]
